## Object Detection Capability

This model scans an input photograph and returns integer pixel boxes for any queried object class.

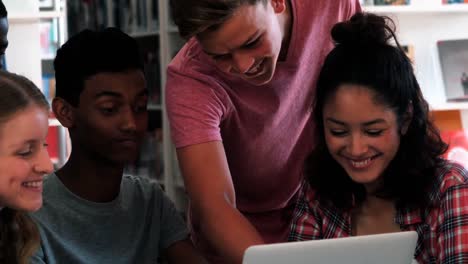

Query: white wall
[4,0,43,90]
[392,13,468,110]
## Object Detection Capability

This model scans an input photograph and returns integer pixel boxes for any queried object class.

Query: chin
[21,201,43,212]
[347,172,382,186]
[112,155,139,165]
[245,73,274,86]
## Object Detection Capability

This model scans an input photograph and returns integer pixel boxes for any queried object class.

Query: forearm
[196,203,264,264]
[176,142,264,263]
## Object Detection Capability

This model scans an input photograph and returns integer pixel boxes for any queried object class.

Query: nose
[347,134,368,157]
[35,147,54,174]
[120,107,137,132]
[231,52,255,74]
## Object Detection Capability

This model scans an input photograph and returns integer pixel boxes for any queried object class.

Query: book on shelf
[67,0,159,36]
[375,0,410,5]
[41,74,56,103]
[134,34,161,105]
[437,38,468,102]
[443,0,468,4]
[39,19,59,59]
[46,125,59,165]
[361,0,411,5]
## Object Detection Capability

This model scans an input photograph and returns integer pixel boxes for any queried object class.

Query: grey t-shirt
[30,173,189,264]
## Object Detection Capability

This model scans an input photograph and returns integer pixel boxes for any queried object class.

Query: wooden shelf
[9,11,64,22]
[431,102,468,111]
[130,31,160,38]
[364,4,468,14]
[38,11,64,19]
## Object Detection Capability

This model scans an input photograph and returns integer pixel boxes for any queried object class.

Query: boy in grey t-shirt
[30,28,205,264]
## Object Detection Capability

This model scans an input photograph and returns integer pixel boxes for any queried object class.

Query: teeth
[247,60,262,74]
[22,181,42,188]
[350,158,372,168]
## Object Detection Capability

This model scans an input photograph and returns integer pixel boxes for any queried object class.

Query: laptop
[243,231,418,264]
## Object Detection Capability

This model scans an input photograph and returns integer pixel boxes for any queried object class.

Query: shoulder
[167,38,221,86]
[429,161,468,203]
[435,161,468,191]
[294,0,360,18]
[121,175,179,206]
[166,39,232,111]
[121,174,164,197]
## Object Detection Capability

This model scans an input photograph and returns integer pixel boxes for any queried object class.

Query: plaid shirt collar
[396,207,423,227]
[302,185,425,235]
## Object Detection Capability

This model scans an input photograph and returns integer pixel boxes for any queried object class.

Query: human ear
[52,97,75,129]
[270,0,286,14]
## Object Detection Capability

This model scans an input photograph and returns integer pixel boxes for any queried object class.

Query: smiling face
[197,0,287,85]
[0,106,53,211]
[71,69,148,165]
[323,85,404,193]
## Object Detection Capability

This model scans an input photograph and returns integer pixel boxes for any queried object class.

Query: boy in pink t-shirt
[166,0,361,262]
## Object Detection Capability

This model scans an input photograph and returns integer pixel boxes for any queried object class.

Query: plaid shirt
[289,161,468,264]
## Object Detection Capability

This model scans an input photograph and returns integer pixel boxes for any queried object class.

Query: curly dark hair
[306,12,448,210]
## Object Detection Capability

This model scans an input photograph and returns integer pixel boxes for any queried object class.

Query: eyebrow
[94,91,122,99]
[326,118,387,126]
[94,89,148,99]
[204,30,261,57]
[8,139,40,150]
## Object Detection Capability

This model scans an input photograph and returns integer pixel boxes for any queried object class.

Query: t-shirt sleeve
[156,185,190,251]
[166,65,229,148]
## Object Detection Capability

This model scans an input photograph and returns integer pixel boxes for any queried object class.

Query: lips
[116,138,138,148]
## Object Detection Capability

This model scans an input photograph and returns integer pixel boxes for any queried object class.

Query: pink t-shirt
[166,0,361,246]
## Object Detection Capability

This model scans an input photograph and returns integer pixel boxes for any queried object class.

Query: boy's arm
[177,141,264,264]
[164,238,207,264]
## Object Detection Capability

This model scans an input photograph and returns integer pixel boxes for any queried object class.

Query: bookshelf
[365,4,468,13]
[364,3,468,118]
[157,0,188,210]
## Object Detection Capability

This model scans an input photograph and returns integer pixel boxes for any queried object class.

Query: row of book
[67,0,159,37]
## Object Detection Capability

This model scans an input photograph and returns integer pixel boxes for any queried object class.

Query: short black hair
[0,1,7,18]
[54,27,143,106]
